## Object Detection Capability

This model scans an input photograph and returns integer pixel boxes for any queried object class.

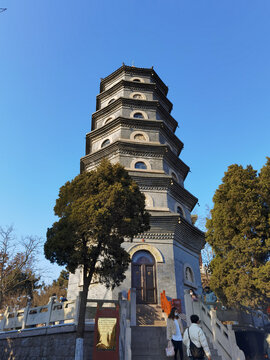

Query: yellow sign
[96,318,117,350]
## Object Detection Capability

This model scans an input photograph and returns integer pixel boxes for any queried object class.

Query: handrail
[184,290,245,360]
[0,299,78,332]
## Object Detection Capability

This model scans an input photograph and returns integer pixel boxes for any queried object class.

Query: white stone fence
[0,291,136,360]
[0,298,79,331]
[184,290,245,360]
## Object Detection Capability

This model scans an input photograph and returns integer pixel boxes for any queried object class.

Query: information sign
[93,305,120,360]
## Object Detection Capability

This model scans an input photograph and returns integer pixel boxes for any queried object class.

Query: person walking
[167,307,184,360]
[183,314,211,360]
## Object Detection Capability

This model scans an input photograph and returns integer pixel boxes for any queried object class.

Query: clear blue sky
[1,0,269,283]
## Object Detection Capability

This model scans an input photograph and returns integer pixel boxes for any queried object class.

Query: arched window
[171,172,178,181]
[108,98,115,105]
[134,133,146,141]
[104,117,113,125]
[133,93,142,99]
[132,78,141,82]
[133,112,144,119]
[101,139,110,148]
[135,161,147,170]
[185,266,194,283]
[177,206,184,216]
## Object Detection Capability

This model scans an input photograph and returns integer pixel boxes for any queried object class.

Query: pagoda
[67,65,205,309]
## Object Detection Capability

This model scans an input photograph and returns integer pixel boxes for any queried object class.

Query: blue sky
[1,0,269,283]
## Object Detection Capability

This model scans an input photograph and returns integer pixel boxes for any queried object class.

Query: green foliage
[44,159,150,339]
[44,159,150,288]
[206,158,270,309]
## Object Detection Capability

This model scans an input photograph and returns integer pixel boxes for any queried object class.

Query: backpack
[188,328,205,359]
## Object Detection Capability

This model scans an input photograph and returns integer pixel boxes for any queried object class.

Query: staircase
[131,304,222,360]
[136,304,167,326]
[207,337,223,360]
[131,326,168,360]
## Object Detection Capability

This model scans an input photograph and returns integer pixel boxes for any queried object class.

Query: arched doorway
[131,250,157,304]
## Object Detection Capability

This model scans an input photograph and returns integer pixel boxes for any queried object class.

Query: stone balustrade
[0,298,78,331]
[184,290,246,360]
[0,291,134,360]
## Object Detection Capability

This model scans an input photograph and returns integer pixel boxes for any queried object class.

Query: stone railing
[0,298,79,331]
[0,291,134,359]
[184,290,245,360]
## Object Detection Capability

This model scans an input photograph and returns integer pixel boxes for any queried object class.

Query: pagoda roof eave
[100,65,168,95]
[91,98,177,132]
[85,116,183,155]
[80,140,190,179]
[96,79,173,112]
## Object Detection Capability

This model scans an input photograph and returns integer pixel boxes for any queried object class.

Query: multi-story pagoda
[67,65,205,310]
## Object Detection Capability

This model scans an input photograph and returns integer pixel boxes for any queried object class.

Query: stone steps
[132,304,222,360]
[131,326,168,359]
[131,326,223,360]
[136,304,167,326]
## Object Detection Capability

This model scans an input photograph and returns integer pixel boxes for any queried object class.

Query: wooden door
[131,251,156,304]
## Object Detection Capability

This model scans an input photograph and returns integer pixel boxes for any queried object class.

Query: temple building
[67,65,205,310]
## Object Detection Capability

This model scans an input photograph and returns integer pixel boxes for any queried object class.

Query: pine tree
[206,158,270,309]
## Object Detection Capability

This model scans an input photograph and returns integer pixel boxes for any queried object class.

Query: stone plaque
[96,318,117,350]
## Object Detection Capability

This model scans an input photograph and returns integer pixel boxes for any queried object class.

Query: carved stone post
[21,305,30,329]
[130,288,136,326]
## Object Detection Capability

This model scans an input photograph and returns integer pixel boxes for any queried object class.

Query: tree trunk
[74,268,93,360]
[74,240,102,359]
[76,277,90,339]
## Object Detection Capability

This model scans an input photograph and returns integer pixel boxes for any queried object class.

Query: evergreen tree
[206,158,270,309]
[44,159,150,356]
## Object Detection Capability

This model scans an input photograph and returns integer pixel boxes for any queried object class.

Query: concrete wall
[0,324,94,360]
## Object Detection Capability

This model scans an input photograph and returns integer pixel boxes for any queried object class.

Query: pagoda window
[101,139,110,148]
[104,117,113,125]
[134,133,146,141]
[133,94,142,99]
[185,266,194,283]
[133,112,144,119]
[135,161,147,170]
[108,98,115,105]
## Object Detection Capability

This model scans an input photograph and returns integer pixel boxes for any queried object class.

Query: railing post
[184,289,194,326]
[125,322,132,360]
[130,288,136,326]
[21,305,30,329]
[227,324,245,360]
[210,309,217,347]
[0,306,9,331]
[46,298,54,326]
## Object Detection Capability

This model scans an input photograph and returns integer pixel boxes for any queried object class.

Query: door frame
[131,250,157,304]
